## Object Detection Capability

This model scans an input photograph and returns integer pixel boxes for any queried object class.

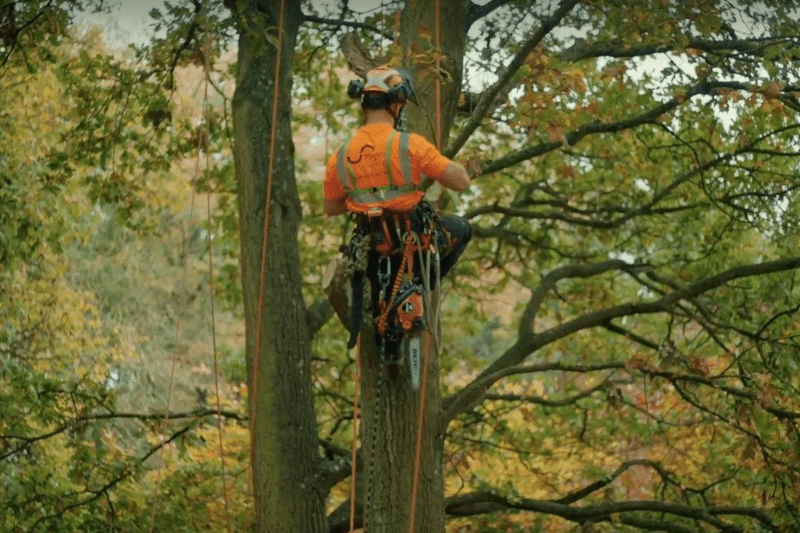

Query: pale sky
[78,0,163,47]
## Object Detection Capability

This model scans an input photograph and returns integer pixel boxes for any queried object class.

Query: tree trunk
[401,0,470,148]
[357,328,444,533]
[353,2,471,532]
[231,1,326,532]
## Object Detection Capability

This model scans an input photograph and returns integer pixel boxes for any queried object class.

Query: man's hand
[438,161,470,192]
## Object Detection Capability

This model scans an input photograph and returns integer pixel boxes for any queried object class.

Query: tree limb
[559,36,800,62]
[519,259,642,339]
[443,362,624,423]
[555,459,680,505]
[444,492,776,532]
[466,0,511,29]
[303,14,394,41]
[0,408,247,461]
[444,256,800,423]
[474,79,798,177]
[23,422,196,532]
[338,31,387,78]
[166,0,202,91]
[484,380,608,408]
[306,297,334,338]
[0,0,54,70]
[464,202,706,229]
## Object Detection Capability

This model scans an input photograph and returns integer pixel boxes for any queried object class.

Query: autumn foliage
[2,1,800,532]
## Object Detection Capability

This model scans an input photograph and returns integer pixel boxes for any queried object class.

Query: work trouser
[433,213,472,283]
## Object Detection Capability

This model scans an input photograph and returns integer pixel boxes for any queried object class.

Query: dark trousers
[435,213,472,282]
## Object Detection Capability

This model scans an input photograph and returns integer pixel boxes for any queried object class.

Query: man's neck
[364,108,395,126]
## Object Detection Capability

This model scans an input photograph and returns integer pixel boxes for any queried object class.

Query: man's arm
[324,152,349,216]
[437,161,470,192]
[325,196,349,216]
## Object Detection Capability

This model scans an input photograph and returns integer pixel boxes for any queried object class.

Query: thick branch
[555,459,679,505]
[519,259,641,339]
[444,492,776,532]
[0,0,54,69]
[444,256,800,423]
[484,379,607,407]
[317,439,360,492]
[306,297,334,338]
[303,14,393,41]
[464,202,705,229]
[477,79,735,175]
[24,422,196,532]
[338,32,387,78]
[0,408,246,461]
[163,0,203,90]
[466,0,511,29]
[443,361,624,423]
[640,367,800,421]
[559,36,800,62]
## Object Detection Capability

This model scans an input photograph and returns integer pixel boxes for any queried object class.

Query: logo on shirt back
[348,143,388,182]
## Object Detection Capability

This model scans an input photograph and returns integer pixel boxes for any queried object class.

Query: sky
[80,0,494,47]
[78,0,163,47]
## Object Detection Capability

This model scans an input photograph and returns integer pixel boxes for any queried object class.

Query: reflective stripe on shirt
[335,131,416,204]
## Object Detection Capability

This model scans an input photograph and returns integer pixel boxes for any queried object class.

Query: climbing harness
[340,200,442,380]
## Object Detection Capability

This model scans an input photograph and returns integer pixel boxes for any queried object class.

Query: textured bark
[335,2,472,531]
[400,0,471,148]
[231,1,326,532]
[358,329,444,533]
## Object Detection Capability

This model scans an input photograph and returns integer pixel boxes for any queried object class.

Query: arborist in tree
[324,66,472,366]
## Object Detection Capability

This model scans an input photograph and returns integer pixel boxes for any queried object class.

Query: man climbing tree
[324,65,472,358]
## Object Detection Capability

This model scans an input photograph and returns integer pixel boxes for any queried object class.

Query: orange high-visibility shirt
[324,123,451,213]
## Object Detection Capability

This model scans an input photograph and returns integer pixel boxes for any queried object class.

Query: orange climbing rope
[349,336,362,531]
[250,0,286,496]
[148,4,233,530]
[409,1,442,531]
[202,18,233,530]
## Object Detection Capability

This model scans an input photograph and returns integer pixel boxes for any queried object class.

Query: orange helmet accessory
[364,66,403,93]
[347,66,418,105]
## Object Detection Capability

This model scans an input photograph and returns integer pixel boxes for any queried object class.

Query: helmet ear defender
[391,69,418,105]
[347,66,418,105]
[388,84,408,103]
[347,79,365,100]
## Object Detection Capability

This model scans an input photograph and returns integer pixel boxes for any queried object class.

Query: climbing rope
[148,3,233,531]
[250,0,286,496]
[409,1,442,530]
[202,13,233,530]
